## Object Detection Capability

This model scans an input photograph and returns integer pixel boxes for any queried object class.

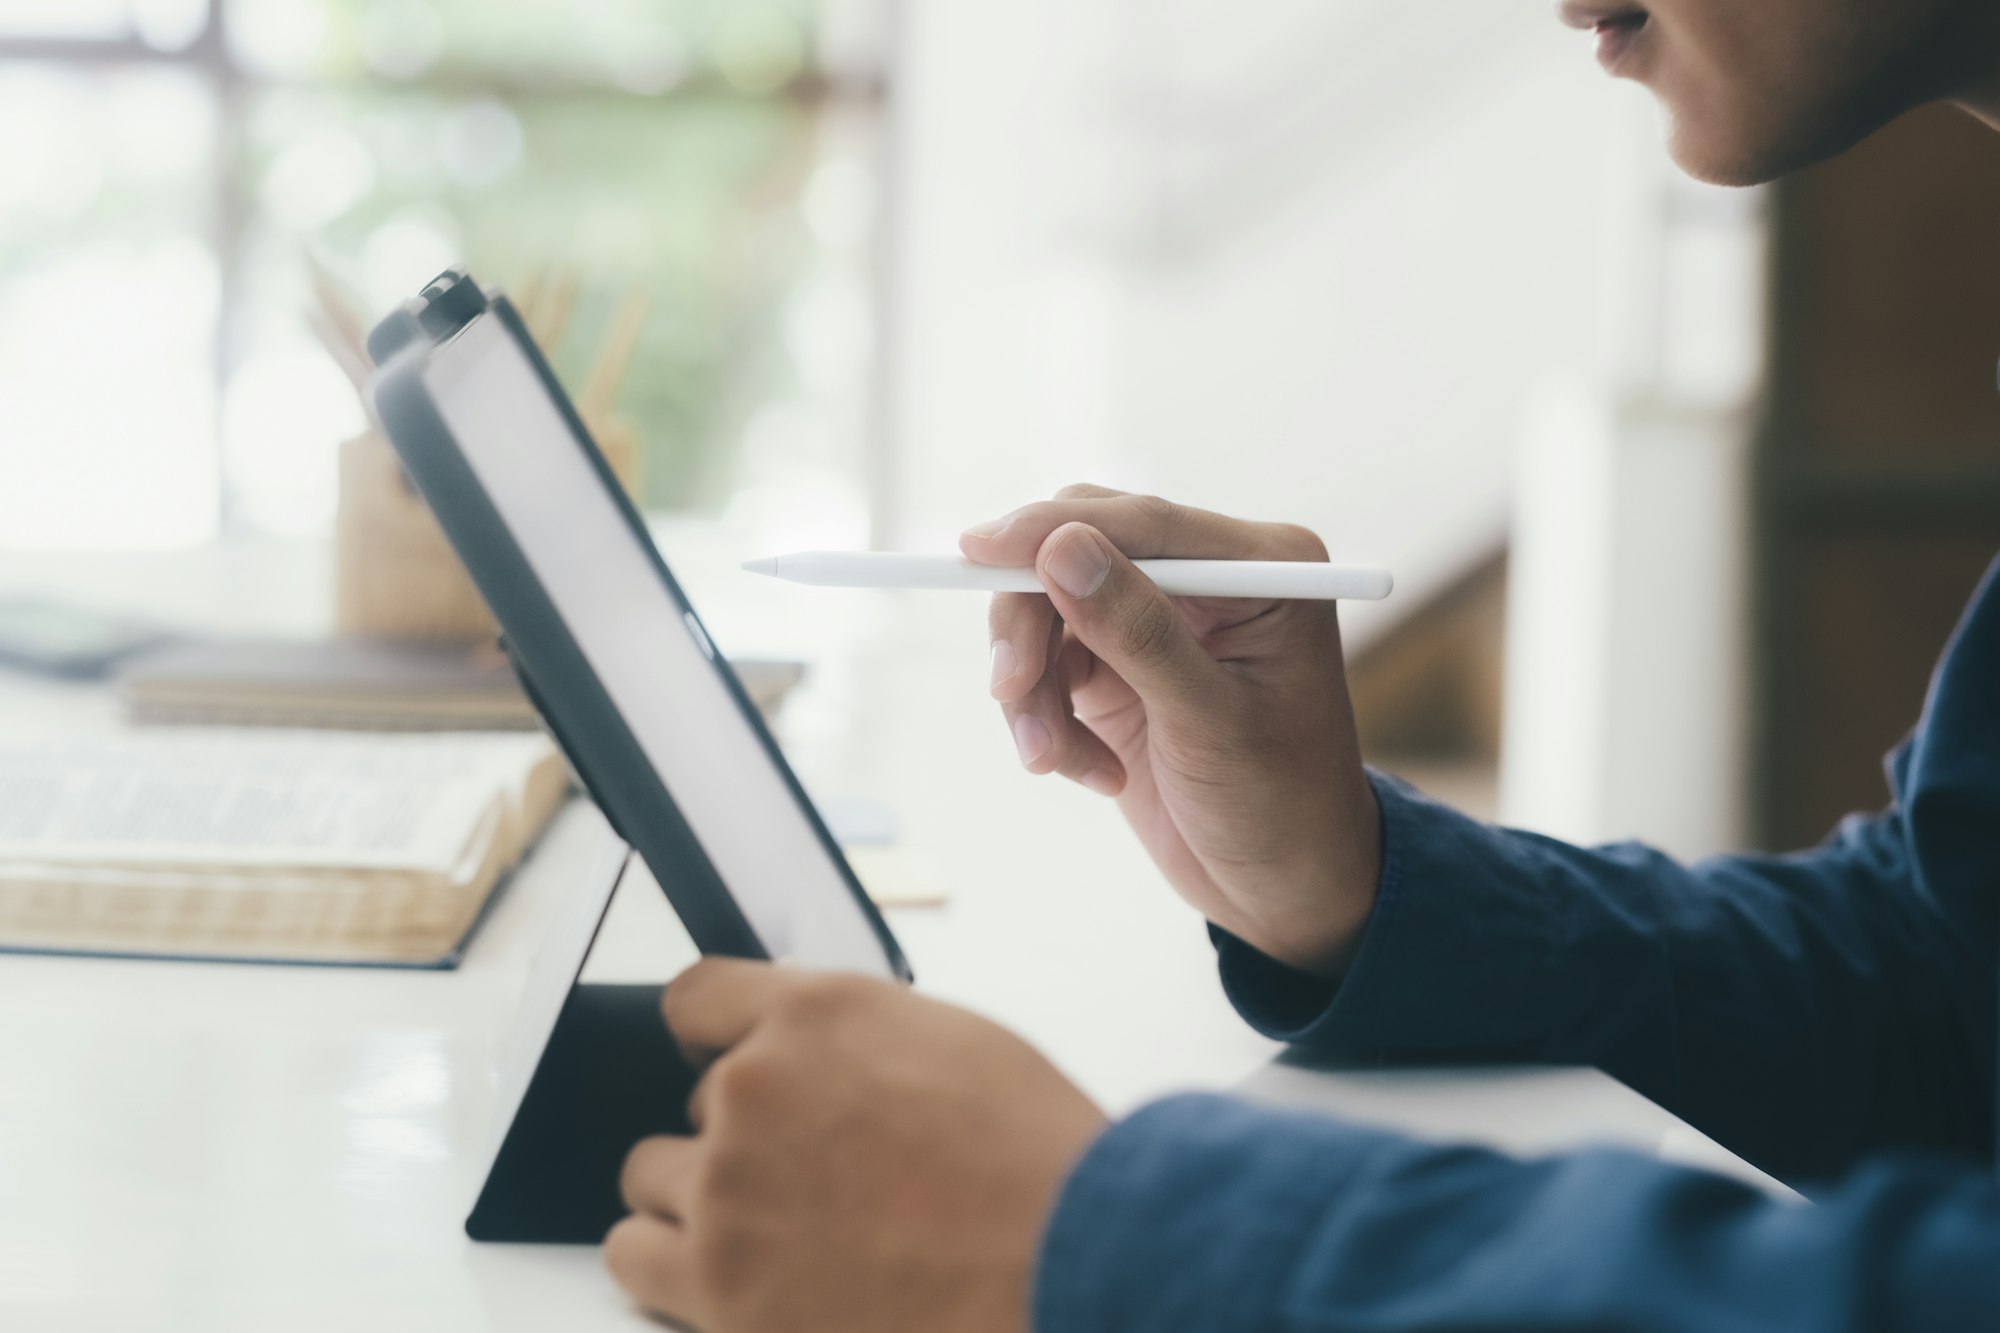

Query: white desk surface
[0,534,1782,1332]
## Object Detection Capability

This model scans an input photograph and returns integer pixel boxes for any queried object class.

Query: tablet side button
[683,612,717,661]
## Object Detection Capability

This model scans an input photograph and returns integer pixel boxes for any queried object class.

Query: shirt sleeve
[1213,769,1995,1182]
[1034,1093,2000,1333]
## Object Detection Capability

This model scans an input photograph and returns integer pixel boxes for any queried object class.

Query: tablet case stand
[463,648,698,1244]
[465,983,696,1243]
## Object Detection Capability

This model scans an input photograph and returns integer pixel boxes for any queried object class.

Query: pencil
[514,269,545,334]
[583,291,653,418]
[536,270,578,352]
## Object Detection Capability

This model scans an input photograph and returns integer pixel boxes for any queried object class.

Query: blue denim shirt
[1034,557,2000,1331]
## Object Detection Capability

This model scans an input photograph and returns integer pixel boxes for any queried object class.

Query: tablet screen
[423,313,898,978]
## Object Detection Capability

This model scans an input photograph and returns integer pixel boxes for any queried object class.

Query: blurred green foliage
[244,85,824,509]
[225,0,821,90]
[0,0,868,523]
[231,0,852,512]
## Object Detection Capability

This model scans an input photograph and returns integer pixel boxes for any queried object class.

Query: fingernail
[1045,528,1111,599]
[1013,714,1051,767]
[962,516,1010,541]
[1081,769,1122,797]
[989,640,1018,694]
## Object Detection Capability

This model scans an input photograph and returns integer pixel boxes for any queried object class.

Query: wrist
[1260,775,1384,980]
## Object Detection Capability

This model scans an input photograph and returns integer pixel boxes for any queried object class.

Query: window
[0,0,889,550]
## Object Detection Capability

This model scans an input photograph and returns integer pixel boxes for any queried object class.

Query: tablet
[368,269,909,984]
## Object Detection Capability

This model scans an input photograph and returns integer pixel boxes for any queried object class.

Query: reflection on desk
[1241,1058,1795,1200]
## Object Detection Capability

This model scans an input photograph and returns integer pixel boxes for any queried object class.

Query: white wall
[1499,157,1765,858]
[890,1,1657,646]
[888,1,1765,854]
[883,0,1129,546]
[1105,17,1642,649]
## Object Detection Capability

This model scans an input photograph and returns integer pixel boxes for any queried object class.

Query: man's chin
[1658,94,1929,188]
[1661,114,1814,188]
[1662,137,1787,188]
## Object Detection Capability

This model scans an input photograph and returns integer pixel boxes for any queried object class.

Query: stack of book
[0,729,569,967]
[118,637,806,731]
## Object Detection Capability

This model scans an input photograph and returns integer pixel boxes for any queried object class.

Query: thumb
[1035,523,1222,700]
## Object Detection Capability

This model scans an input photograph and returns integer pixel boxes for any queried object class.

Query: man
[606,1,2000,1328]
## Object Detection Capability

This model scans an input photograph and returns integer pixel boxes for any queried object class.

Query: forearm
[1217,772,1994,1180]
[1036,1094,2000,1333]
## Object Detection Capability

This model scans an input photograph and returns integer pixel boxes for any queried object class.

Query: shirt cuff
[1214,770,1559,1061]
[1032,1093,1398,1333]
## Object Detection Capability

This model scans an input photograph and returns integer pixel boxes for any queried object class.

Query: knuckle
[1132,493,1177,526]
[707,1050,780,1113]
[601,1215,646,1278]
[1275,523,1328,560]
[779,973,877,1026]
[1056,481,1125,502]
[617,1141,654,1210]
[699,1135,761,1210]
[1113,601,1181,666]
[660,958,718,1026]
[1013,499,1061,532]
[693,1223,762,1309]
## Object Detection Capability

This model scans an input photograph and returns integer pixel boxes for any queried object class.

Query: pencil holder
[334,419,644,642]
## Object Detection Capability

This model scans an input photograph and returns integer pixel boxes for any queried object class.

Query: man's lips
[1556,2,1650,34]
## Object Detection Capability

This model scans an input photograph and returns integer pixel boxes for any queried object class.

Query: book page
[0,730,555,873]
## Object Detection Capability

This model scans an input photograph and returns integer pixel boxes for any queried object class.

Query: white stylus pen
[741,552,1394,601]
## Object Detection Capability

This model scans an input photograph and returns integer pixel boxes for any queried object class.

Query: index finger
[661,957,802,1067]
[960,492,1324,569]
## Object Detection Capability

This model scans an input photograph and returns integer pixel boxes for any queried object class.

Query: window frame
[0,0,896,539]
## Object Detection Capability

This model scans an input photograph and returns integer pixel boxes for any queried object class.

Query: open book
[0,730,569,967]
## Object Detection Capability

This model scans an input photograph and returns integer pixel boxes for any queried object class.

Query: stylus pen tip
[740,558,781,577]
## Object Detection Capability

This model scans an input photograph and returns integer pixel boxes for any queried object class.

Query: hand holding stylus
[963,486,1384,980]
